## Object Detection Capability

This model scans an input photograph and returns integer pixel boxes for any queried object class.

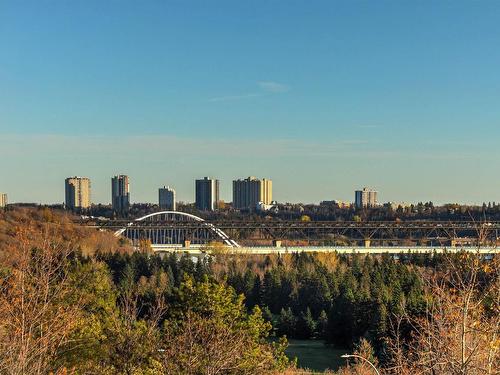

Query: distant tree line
[13,200,500,222]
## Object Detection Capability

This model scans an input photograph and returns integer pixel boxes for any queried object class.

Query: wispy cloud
[208,93,263,102]
[209,81,290,102]
[257,81,290,93]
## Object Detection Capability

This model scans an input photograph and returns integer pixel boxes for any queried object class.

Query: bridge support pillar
[364,239,371,248]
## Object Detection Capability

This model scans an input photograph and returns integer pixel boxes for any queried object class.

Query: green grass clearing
[285,339,347,373]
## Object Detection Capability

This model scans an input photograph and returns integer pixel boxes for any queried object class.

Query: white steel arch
[114,211,240,247]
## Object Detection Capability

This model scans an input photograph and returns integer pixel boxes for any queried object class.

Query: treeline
[14,199,500,223]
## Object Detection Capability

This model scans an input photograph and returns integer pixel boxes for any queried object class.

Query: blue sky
[1,1,500,204]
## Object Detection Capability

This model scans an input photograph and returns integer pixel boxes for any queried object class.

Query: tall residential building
[233,176,273,210]
[159,186,176,210]
[0,193,7,208]
[65,177,91,209]
[112,175,130,212]
[355,187,378,208]
[195,177,219,211]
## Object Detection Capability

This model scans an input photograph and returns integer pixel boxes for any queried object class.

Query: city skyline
[4,170,500,206]
[2,1,500,204]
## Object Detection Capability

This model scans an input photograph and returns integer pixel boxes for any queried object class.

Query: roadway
[150,244,499,255]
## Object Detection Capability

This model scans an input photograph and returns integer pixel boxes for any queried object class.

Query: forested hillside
[0,207,498,374]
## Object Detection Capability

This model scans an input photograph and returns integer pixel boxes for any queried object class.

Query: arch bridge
[115,211,240,249]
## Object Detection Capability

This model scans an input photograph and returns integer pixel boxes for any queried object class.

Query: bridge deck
[150,245,499,255]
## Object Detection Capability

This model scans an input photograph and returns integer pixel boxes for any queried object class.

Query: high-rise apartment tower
[233,177,273,210]
[355,187,378,208]
[65,177,91,209]
[159,186,176,210]
[0,193,7,208]
[112,175,130,212]
[195,177,219,211]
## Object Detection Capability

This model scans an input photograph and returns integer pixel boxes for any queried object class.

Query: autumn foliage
[0,207,498,374]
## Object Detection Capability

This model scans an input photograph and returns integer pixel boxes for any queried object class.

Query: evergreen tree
[317,310,329,339]
[296,308,317,339]
[277,307,297,337]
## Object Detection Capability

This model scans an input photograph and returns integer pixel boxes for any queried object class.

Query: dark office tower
[195,177,219,211]
[112,175,130,212]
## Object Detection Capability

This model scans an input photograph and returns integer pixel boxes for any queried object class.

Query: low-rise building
[320,200,351,209]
